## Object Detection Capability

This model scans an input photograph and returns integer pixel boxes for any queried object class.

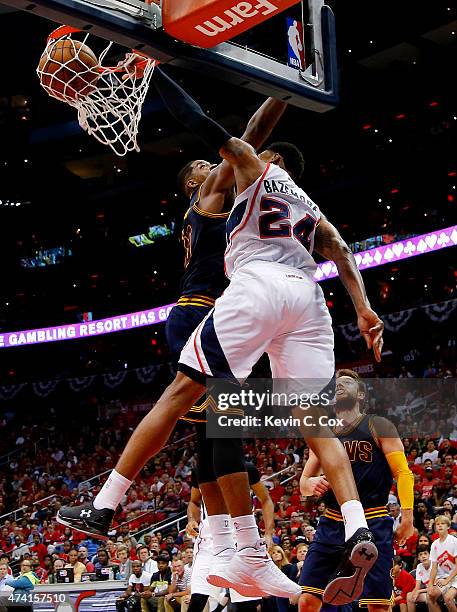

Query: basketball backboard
[0,0,338,112]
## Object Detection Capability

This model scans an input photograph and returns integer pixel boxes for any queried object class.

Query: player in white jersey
[58,68,384,605]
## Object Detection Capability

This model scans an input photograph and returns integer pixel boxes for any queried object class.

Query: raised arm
[314,217,384,362]
[199,98,287,212]
[150,67,267,199]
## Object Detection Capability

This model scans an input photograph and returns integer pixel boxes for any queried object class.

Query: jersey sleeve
[245,461,261,486]
[430,541,438,563]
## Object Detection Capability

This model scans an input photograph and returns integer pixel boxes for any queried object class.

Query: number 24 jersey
[224,163,321,279]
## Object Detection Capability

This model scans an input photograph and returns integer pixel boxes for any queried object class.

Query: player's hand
[265,533,274,551]
[300,475,330,497]
[185,520,199,537]
[394,520,414,547]
[357,307,384,362]
[436,577,450,588]
[119,52,156,81]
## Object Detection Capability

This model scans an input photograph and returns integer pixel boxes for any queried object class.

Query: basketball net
[37,26,157,157]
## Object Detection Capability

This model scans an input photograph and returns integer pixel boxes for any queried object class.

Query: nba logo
[286,17,305,71]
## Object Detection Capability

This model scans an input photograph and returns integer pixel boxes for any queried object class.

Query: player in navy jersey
[58,67,383,602]
[299,369,415,611]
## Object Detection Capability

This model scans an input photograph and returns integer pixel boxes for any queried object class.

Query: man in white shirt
[422,441,439,465]
[427,516,457,612]
[116,560,152,612]
[138,546,158,575]
[407,547,432,611]
[0,563,14,593]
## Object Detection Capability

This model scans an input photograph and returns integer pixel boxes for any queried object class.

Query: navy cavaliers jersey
[179,187,230,307]
[323,414,392,517]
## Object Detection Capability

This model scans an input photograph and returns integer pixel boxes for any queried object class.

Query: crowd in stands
[1,432,457,606]
[0,356,455,610]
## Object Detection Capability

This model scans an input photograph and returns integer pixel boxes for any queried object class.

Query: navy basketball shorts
[178,261,334,384]
[166,303,213,422]
[299,515,394,607]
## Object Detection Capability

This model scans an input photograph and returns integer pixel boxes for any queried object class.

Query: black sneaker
[322,527,378,606]
[57,502,114,540]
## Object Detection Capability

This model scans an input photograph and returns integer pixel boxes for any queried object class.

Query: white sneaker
[207,547,266,598]
[208,540,302,599]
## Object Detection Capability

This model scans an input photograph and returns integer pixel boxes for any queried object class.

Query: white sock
[232,514,262,551]
[207,514,235,556]
[93,470,132,511]
[341,500,368,540]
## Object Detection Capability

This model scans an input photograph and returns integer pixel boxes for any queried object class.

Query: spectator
[143,554,172,612]
[439,440,457,462]
[418,468,440,500]
[174,461,191,480]
[161,485,181,516]
[47,558,65,584]
[78,483,94,504]
[116,560,152,612]
[407,546,432,612]
[181,547,193,571]
[269,546,296,612]
[422,441,439,465]
[292,543,308,581]
[64,548,87,583]
[138,545,158,575]
[427,515,457,612]
[303,526,316,544]
[447,485,457,508]
[164,559,190,612]
[31,556,47,583]
[0,563,13,593]
[94,548,119,579]
[59,540,73,562]
[390,503,402,531]
[392,556,416,612]
[0,556,12,577]
[117,546,133,581]
[77,546,95,572]
[11,535,30,561]
[4,559,40,594]
[30,533,47,566]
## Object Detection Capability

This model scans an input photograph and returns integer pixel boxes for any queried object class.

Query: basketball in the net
[37,39,99,101]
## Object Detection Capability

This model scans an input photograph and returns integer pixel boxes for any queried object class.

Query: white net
[36,26,156,157]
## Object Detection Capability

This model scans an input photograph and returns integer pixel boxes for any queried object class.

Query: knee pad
[195,423,216,484]
[213,438,245,478]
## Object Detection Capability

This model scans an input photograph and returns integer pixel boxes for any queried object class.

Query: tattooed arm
[314,216,384,361]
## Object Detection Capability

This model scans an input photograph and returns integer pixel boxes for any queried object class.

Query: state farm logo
[194,0,279,38]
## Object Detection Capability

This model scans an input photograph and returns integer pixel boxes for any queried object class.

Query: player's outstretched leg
[57,373,205,538]
[306,437,377,606]
[206,439,301,599]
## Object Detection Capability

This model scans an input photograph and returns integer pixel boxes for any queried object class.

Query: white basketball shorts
[178,261,334,384]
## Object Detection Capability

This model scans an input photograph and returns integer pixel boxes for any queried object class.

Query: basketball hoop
[37,25,157,156]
